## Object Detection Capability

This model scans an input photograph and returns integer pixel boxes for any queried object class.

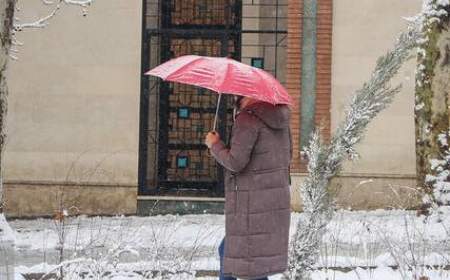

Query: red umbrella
[145,55,292,130]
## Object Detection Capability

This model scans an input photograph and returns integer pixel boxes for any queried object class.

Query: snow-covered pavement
[10,207,450,279]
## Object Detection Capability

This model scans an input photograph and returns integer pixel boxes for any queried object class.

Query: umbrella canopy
[145,55,292,105]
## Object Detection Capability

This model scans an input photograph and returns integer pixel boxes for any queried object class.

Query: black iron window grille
[139,0,287,196]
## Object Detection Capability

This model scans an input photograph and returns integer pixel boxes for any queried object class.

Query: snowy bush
[425,131,450,205]
[20,213,215,280]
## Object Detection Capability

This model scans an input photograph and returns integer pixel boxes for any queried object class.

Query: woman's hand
[205,131,220,148]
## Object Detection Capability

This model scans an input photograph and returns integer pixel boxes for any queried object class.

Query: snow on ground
[9,207,450,279]
[11,268,450,280]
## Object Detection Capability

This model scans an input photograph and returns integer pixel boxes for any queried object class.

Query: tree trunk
[415,3,450,211]
[0,0,15,214]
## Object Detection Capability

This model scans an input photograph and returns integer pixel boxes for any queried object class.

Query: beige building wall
[3,0,425,215]
[4,0,142,217]
[291,0,422,210]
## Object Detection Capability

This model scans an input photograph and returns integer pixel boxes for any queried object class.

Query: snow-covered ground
[9,207,450,279]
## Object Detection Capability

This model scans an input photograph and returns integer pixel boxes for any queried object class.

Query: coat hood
[243,102,290,130]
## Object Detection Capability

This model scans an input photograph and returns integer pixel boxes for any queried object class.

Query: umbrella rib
[214,58,233,92]
[249,69,271,103]
[164,56,205,80]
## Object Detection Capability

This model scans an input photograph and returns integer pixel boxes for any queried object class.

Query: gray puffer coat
[211,101,292,279]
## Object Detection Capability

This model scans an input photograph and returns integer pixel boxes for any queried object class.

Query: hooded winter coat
[210,101,292,279]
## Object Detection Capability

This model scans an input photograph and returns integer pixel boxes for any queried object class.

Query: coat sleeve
[210,113,259,173]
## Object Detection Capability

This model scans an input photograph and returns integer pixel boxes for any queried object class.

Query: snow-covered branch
[14,4,60,30]
[13,0,94,31]
[8,0,94,60]
[287,22,420,280]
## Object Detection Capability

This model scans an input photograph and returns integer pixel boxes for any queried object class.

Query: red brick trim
[287,0,303,172]
[287,0,333,173]
[315,0,332,142]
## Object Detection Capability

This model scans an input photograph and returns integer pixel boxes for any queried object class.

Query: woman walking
[205,96,292,280]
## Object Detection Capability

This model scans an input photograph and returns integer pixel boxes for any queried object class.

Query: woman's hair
[235,96,244,109]
[232,96,244,122]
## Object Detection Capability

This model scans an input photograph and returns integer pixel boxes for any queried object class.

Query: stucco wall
[4,0,142,216]
[332,0,421,176]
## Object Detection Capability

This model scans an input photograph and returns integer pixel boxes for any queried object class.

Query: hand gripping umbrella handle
[213,93,222,132]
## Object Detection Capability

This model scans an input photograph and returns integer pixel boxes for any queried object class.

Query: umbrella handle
[213,93,222,132]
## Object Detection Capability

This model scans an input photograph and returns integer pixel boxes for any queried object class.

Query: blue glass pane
[178,108,190,119]
[251,58,264,69]
[177,156,188,168]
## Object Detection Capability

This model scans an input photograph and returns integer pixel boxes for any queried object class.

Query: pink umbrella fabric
[145,55,292,105]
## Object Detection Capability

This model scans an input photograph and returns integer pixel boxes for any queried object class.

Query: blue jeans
[219,238,269,280]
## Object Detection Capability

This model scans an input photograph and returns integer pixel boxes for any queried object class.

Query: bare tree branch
[13,0,94,31]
